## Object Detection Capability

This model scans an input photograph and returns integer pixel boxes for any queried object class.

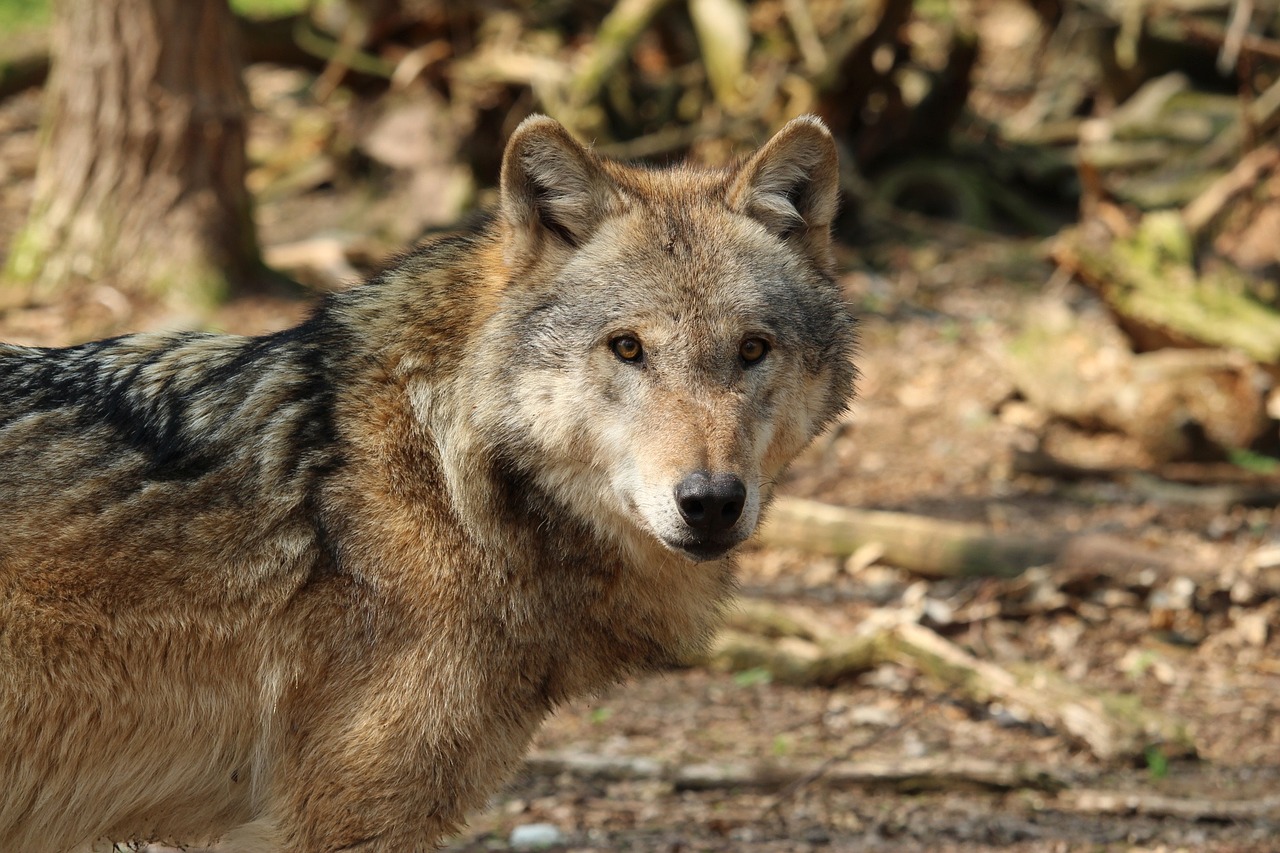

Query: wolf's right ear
[728,116,840,274]
[499,116,619,255]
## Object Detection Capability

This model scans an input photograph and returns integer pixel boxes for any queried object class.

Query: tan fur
[0,116,856,852]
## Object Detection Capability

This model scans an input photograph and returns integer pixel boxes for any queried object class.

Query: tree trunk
[4,0,263,309]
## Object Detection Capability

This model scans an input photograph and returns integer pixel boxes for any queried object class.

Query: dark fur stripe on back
[0,310,349,484]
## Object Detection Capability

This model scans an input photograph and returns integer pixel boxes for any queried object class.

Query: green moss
[2,209,59,291]
[0,0,48,35]
[229,0,308,18]
[1130,210,1193,266]
[1070,214,1280,363]
[0,0,305,32]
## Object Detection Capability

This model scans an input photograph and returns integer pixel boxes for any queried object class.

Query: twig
[566,0,675,110]
[1060,789,1280,821]
[1183,144,1280,237]
[1218,0,1254,75]
[783,0,828,75]
[764,705,929,820]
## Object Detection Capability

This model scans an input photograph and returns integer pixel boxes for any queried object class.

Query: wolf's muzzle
[675,470,745,533]
[665,471,751,560]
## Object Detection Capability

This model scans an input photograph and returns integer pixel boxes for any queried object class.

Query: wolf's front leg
[264,713,510,852]
[266,790,464,853]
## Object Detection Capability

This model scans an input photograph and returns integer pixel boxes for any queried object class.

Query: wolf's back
[2,319,342,483]
[0,319,352,605]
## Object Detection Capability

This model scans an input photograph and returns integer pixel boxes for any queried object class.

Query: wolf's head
[460,116,855,563]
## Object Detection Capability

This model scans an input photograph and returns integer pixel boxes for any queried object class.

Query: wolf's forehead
[555,271,799,343]
[630,200,743,254]
[596,205,770,279]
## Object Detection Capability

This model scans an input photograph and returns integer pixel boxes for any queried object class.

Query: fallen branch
[1183,145,1280,238]
[522,749,1071,794]
[759,496,1223,586]
[708,626,879,686]
[675,755,1071,794]
[882,622,1194,762]
[760,497,1063,578]
[523,750,665,782]
[706,610,1194,762]
[1060,789,1280,821]
[1011,450,1280,508]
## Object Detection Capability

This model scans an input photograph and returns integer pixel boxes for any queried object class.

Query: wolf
[0,114,856,852]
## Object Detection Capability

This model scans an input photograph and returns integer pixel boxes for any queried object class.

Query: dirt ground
[2,60,1279,853]
[433,237,1280,852]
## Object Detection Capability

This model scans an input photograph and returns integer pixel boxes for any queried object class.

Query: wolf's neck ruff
[0,115,855,852]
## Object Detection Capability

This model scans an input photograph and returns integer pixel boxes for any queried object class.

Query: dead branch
[1053,214,1280,365]
[523,750,666,782]
[883,622,1194,762]
[1187,72,1280,172]
[1060,789,1280,821]
[674,755,1072,794]
[760,495,1224,581]
[1011,450,1280,508]
[1183,145,1280,238]
[707,608,1194,762]
[563,0,675,119]
[760,497,1063,578]
[521,750,1071,794]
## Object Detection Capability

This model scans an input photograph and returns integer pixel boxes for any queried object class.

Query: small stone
[922,597,954,627]
[509,822,564,849]
[849,705,900,728]
[1234,610,1270,647]
[804,557,842,586]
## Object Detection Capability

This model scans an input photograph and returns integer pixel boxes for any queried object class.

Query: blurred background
[2,0,1279,850]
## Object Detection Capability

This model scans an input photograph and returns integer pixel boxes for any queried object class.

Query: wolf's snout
[675,471,746,533]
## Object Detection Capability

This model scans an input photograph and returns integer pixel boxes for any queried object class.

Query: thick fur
[0,116,856,852]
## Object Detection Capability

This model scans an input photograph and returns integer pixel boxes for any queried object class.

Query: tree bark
[4,0,263,308]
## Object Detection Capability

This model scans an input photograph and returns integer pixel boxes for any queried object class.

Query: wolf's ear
[728,116,839,272]
[500,115,618,253]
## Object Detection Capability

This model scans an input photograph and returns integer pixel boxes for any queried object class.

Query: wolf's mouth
[660,536,739,563]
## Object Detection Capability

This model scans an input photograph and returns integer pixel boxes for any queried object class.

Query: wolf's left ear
[500,115,619,255]
[728,116,839,273]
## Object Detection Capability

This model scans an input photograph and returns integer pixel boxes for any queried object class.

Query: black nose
[675,471,746,533]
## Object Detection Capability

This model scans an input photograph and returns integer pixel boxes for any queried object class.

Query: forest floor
[1,63,1278,853]
[436,239,1280,852]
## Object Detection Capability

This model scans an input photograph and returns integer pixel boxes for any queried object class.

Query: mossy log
[1054,212,1280,364]
[1005,296,1273,460]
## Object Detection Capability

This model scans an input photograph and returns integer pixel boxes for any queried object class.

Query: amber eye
[611,335,644,363]
[739,337,769,365]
